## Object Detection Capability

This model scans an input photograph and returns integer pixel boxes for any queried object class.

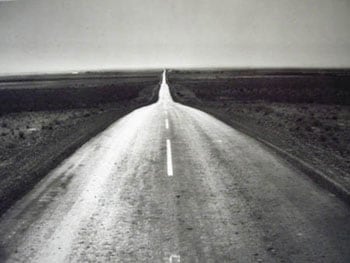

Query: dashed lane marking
[169,254,180,263]
[166,139,173,176]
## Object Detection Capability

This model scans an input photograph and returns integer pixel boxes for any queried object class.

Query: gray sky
[1,0,350,74]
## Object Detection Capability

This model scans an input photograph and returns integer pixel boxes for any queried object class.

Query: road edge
[183,104,350,206]
[0,84,161,216]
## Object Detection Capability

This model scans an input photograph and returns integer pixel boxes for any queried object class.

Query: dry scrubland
[0,71,161,214]
[168,69,350,196]
[0,71,161,113]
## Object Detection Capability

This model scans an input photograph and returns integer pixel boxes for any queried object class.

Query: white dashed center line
[166,139,174,176]
[169,254,181,263]
[165,119,169,129]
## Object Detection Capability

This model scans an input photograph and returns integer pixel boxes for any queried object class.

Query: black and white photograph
[0,0,349,262]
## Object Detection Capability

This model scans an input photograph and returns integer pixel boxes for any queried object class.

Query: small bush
[312,120,322,127]
[319,135,327,142]
[42,125,53,130]
[332,136,339,142]
[333,125,341,132]
[7,142,16,149]
[18,131,25,139]
[54,119,61,125]
[324,125,332,131]
[305,126,312,132]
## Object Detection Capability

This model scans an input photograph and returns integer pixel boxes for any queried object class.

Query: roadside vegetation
[0,71,161,215]
[168,69,350,193]
[0,71,161,113]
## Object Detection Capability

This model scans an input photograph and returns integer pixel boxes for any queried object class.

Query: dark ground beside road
[0,71,161,215]
[168,69,350,201]
[0,73,349,262]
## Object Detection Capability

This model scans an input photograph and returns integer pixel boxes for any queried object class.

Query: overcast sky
[0,0,350,74]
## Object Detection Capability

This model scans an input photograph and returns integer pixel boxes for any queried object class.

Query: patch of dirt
[169,79,350,194]
[206,102,350,186]
[0,72,161,215]
[0,108,100,162]
[0,103,141,215]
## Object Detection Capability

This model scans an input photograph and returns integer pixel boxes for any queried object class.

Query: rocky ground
[0,71,161,215]
[202,101,350,188]
[0,107,105,162]
[0,103,143,215]
[169,80,350,196]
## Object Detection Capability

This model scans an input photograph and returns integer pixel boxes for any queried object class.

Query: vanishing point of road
[0,71,349,262]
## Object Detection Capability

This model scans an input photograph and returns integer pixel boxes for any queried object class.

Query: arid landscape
[0,71,161,214]
[0,70,349,262]
[168,69,350,199]
[1,0,350,261]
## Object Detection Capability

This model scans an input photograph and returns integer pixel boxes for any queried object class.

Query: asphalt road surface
[0,72,349,263]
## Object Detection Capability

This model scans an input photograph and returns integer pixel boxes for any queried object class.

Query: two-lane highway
[0,71,349,262]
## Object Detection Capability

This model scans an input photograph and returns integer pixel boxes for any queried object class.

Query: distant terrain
[1,68,350,215]
[168,69,350,196]
[0,70,162,214]
[0,71,161,113]
[168,69,350,104]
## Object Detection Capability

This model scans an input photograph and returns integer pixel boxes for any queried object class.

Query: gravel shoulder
[169,84,350,202]
[0,71,161,215]
[0,103,141,215]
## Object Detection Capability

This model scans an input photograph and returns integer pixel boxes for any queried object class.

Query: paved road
[0,72,349,262]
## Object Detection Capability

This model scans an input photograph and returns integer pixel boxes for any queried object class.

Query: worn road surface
[0,72,349,262]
